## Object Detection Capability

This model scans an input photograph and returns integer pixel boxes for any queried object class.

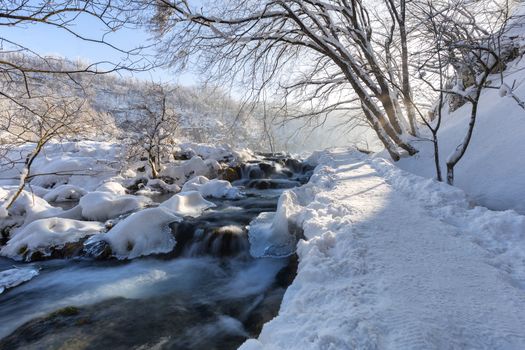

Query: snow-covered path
[241,149,525,350]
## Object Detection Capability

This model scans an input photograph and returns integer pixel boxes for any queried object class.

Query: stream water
[0,156,311,350]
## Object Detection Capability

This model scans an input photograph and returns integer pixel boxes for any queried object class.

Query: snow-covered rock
[159,191,216,217]
[79,191,151,221]
[181,176,243,199]
[101,207,181,259]
[0,141,121,192]
[0,188,62,227]
[177,142,254,164]
[146,178,181,193]
[0,218,104,260]
[161,156,220,185]
[95,181,127,195]
[43,185,87,202]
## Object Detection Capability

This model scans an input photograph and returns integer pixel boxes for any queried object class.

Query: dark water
[0,157,311,350]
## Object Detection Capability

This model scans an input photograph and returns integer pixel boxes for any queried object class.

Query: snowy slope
[241,148,525,349]
[395,10,525,214]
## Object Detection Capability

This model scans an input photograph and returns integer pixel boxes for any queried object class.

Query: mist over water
[270,116,379,153]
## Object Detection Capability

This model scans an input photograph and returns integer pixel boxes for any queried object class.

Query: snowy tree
[413,0,514,184]
[147,0,421,160]
[0,89,114,211]
[0,0,145,213]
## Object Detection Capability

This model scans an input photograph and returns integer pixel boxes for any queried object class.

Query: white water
[0,255,287,340]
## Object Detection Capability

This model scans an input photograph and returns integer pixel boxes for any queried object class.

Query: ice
[248,191,303,258]
[0,267,39,294]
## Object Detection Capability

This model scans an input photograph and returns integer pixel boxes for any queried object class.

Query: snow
[181,176,243,199]
[43,184,87,202]
[0,267,39,294]
[79,191,151,221]
[0,206,7,219]
[241,148,525,349]
[159,191,216,217]
[95,181,127,195]
[0,218,104,260]
[100,207,181,259]
[22,141,120,191]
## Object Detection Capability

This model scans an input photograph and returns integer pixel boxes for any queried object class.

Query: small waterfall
[173,221,250,258]
[183,225,250,257]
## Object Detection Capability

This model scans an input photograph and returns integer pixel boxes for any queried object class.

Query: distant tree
[121,83,179,178]
[120,84,179,178]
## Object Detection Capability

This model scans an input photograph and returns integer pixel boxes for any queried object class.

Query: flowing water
[0,156,311,350]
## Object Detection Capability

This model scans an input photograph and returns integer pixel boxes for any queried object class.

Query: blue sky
[1,14,197,86]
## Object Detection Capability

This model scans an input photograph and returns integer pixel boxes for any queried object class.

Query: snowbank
[0,218,104,261]
[181,176,243,199]
[79,191,151,221]
[159,191,216,217]
[101,207,181,259]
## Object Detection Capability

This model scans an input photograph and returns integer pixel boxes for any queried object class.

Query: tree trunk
[433,135,442,182]
[5,141,45,210]
[446,163,454,185]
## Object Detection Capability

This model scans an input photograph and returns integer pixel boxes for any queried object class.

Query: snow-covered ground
[242,148,525,349]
